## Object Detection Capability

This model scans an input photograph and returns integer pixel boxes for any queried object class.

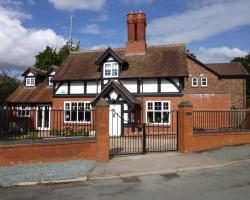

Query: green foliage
[231,53,250,96]
[231,53,250,73]
[35,40,80,70]
[35,46,59,70]
[0,72,20,106]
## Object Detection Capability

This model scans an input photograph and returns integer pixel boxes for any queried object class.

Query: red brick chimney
[125,12,147,55]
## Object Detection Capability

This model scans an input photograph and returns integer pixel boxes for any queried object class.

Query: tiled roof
[53,44,189,81]
[7,78,52,103]
[206,62,248,76]
[21,67,47,77]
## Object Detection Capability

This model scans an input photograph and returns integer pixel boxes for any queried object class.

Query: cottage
[7,12,248,136]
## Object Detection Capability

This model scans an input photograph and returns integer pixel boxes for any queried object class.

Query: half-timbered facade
[7,12,248,136]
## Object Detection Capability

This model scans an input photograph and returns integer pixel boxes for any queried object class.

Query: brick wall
[0,99,109,166]
[185,57,246,108]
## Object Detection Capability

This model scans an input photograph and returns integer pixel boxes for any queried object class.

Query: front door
[37,105,50,130]
[109,104,121,136]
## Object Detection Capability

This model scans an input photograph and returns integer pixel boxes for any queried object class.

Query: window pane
[147,112,153,122]
[148,102,153,110]
[71,110,77,121]
[85,111,91,122]
[154,112,161,123]
[112,69,118,76]
[163,102,169,110]
[85,103,91,110]
[78,111,84,121]
[163,112,169,123]
[65,111,70,121]
[105,64,111,76]
[155,102,162,110]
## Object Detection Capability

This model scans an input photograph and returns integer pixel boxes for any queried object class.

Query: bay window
[146,101,170,124]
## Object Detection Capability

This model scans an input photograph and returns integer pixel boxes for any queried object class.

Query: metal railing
[193,109,250,133]
[0,107,96,141]
[109,110,178,157]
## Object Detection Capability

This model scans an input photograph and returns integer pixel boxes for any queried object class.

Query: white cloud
[120,0,154,5]
[148,0,250,44]
[195,47,248,63]
[81,24,100,34]
[88,43,121,50]
[48,0,106,11]
[0,6,66,71]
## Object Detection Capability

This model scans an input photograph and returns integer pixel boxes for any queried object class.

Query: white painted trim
[103,62,119,78]
[36,105,51,131]
[145,101,171,125]
[26,77,35,86]
[201,77,208,87]
[63,101,91,123]
[191,77,198,87]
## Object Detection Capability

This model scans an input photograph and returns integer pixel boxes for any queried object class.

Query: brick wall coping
[0,136,96,146]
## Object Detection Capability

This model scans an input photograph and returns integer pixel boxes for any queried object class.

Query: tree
[35,46,59,70]
[231,53,250,73]
[231,53,250,106]
[35,40,80,70]
[0,72,20,106]
[57,40,80,65]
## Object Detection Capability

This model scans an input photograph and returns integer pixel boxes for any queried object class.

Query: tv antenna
[69,15,74,52]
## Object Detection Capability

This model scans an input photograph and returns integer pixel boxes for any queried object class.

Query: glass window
[103,62,119,78]
[16,106,30,117]
[201,77,208,87]
[48,76,53,86]
[26,77,35,86]
[192,77,198,87]
[64,102,91,122]
[146,101,170,124]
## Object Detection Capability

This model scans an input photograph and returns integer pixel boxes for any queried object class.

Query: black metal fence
[109,110,178,157]
[0,107,96,141]
[193,109,250,133]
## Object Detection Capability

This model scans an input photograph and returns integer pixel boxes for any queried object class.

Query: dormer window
[26,77,35,86]
[103,62,119,78]
[48,76,53,86]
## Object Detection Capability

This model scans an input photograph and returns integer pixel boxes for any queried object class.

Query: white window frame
[201,77,208,87]
[48,76,53,86]
[103,62,119,78]
[146,101,171,125]
[26,77,35,86]
[64,101,91,123]
[191,77,198,87]
[16,106,30,118]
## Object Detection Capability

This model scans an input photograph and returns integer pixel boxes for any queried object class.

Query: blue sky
[0,0,250,74]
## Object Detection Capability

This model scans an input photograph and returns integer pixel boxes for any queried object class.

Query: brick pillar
[95,98,109,161]
[178,101,193,153]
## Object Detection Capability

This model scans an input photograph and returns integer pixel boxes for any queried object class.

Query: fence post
[142,123,146,154]
[178,101,193,153]
[95,98,110,161]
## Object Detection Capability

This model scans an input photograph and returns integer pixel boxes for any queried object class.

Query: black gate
[109,110,178,157]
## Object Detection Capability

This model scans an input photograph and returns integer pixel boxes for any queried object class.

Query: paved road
[1,161,250,200]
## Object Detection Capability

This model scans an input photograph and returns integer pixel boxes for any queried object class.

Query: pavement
[89,144,250,179]
[1,144,250,187]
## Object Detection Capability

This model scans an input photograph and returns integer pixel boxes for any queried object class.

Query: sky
[0,0,250,76]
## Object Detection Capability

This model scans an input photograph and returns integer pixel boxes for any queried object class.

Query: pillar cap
[178,101,193,107]
[96,98,109,108]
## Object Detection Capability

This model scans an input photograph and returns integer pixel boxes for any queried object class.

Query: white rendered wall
[161,79,179,93]
[70,82,84,94]
[142,79,158,93]
[87,81,97,94]
[121,80,137,93]
[27,72,34,76]
[56,82,68,94]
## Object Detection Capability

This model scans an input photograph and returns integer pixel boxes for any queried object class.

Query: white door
[37,105,50,130]
[109,104,121,136]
